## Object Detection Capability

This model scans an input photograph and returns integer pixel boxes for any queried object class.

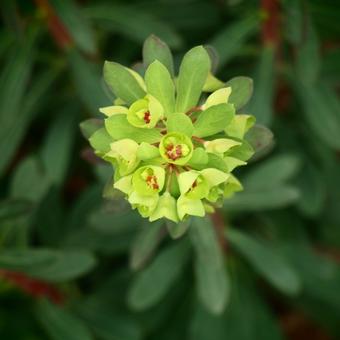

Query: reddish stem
[261,0,280,47]
[192,136,206,144]
[210,211,228,253]
[35,0,73,50]
[0,270,64,304]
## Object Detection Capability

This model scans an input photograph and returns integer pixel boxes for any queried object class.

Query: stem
[166,165,173,191]
[0,270,64,304]
[210,210,228,253]
[261,0,280,48]
[186,106,202,116]
[35,0,73,50]
[192,136,206,145]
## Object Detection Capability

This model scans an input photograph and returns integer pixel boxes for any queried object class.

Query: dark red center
[143,111,151,124]
[165,144,182,161]
[146,175,159,190]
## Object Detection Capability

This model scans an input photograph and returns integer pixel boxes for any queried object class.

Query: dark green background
[1,0,340,339]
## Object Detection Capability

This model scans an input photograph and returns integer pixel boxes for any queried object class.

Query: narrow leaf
[104,61,145,105]
[175,46,211,113]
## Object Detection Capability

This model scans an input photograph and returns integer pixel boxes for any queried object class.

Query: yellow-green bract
[85,35,256,223]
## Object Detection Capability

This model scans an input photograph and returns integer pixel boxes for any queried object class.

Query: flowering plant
[82,35,259,224]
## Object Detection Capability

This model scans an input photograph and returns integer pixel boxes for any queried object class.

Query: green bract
[82,35,259,224]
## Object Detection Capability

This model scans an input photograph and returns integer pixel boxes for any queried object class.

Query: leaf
[204,45,219,73]
[190,267,283,340]
[50,0,96,55]
[84,4,183,48]
[294,82,340,149]
[295,19,320,86]
[245,124,274,157]
[104,61,146,105]
[175,46,211,113]
[0,248,96,282]
[193,104,234,138]
[129,220,164,271]
[226,76,253,110]
[41,110,76,185]
[127,240,189,310]
[296,162,326,217]
[35,299,94,340]
[89,127,113,155]
[209,16,259,68]
[143,34,174,76]
[243,154,301,189]
[166,218,192,239]
[246,45,275,125]
[10,156,51,203]
[80,119,103,140]
[29,251,96,282]
[0,199,33,223]
[145,60,175,115]
[0,31,37,176]
[190,217,230,315]
[69,50,109,115]
[105,115,161,144]
[167,113,194,136]
[227,229,301,295]
[224,185,300,212]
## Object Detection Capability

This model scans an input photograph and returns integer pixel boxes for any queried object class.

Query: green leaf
[41,110,76,185]
[10,156,51,203]
[35,299,94,340]
[145,60,175,115]
[296,162,326,217]
[69,50,109,115]
[224,185,300,212]
[190,217,230,315]
[226,76,253,110]
[246,45,275,125]
[209,16,259,68]
[137,142,160,161]
[84,4,183,48]
[89,127,113,155]
[0,248,96,282]
[129,220,164,271]
[104,62,146,105]
[175,46,211,113]
[227,229,301,295]
[167,113,194,136]
[295,19,320,86]
[245,124,274,157]
[204,45,219,73]
[193,104,234,138]
[243,154,301,189]
[50,0,96,55]
[187,148,209,169]
[166,218,192,239]
[105,115,161,144]
[128,240,189,310]
[190,267,283,340]
[143,34,174,76]
[0,31,37,177]
[80,119,103,140]
[295,82,340,150]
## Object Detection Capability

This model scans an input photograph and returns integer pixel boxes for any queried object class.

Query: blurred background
[1,0,340,339]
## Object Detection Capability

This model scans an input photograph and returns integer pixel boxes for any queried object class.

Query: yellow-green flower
[127,94,164,128]
[159,132,193,165]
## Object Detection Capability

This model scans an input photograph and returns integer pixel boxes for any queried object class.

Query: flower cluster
[85,36,256,223]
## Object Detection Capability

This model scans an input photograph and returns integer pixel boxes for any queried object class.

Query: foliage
[1,0,340,339]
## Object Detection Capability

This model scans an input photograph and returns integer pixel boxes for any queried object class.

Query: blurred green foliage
[1,0,340,339]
